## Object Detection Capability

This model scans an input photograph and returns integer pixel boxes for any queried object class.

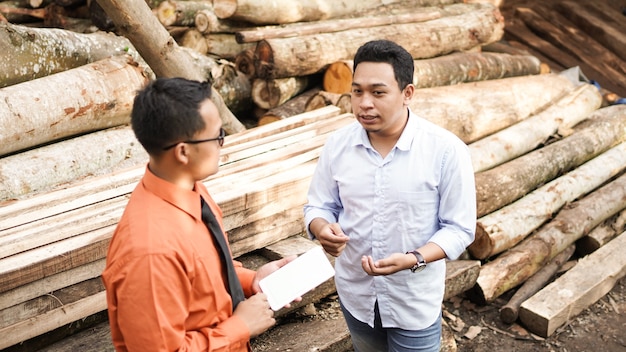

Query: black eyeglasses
[162,128,226,150]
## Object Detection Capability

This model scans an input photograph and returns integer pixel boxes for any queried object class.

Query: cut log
[470,141,626,261]
[156,0,212,27]
[469,170,626,304]
[576,208,626,256]
[194,8,249,34]
[323,52,543,94]
[472,87,614,218]
[258,87,323,125]
[444,260,481,300]
[212,0,458,24]
[0,21,148,88]
[254,3,504,79]
[180,30,255,59]
[323,60,353,94]
[412,52,542,88]
[469,83,603,173]
[0,126,145,202]
[516,6,626,96]
[499,244,575,324]
[94,0,246,133]
[251,76,309,110]
[304,91,351,115]
[555,1,626,61]
[0,55,148,157]
[519,231,626,337]
[234,10,441,43]
[234,47,255,77]
[184,48,253,115]
[411,73,575,143]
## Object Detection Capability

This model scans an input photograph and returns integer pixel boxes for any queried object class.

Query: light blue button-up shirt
[304,109,476,330]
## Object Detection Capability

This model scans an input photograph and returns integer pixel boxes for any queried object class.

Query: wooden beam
[519,232,626,337]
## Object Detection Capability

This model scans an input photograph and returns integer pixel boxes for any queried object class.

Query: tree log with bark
[469,169,626,304]
[211,0,459,25]
[469,83,602,173]
[0,21,148,88]
[0,55,148,157]
[234,10,441,43]
[95,0,246,133]
[470,141,626,264]
[251,76,309,110]
[254,3,504,79]
[0,126,146,202]
[323,52,544,94]
[470,105,626,259]
[411,73,575,143]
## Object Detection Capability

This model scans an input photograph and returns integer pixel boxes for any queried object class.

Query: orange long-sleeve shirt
[102,167,256,351]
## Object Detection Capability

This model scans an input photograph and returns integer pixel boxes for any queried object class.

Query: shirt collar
[350,108,419,152]
[141,165,205,222]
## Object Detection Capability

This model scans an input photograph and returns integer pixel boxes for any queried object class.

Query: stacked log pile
[1,0,626,351]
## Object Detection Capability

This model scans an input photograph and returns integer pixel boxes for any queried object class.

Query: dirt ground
[252,275,626,351]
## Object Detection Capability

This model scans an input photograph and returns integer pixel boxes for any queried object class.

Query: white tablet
[259,246,335,311]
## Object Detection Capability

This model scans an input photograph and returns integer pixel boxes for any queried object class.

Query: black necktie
[200,197,245,311]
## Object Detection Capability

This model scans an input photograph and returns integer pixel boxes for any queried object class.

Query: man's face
[187,99,223,181]
[351,62,412,135]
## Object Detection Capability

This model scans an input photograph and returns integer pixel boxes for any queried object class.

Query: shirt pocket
[395,189,439,240]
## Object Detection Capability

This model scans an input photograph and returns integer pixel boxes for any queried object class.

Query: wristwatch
[407,250,426,273]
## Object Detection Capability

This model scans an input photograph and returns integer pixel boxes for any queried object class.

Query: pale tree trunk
[469,83,603,173]
[156,0,212,27]
[474,103,623,220]
[0,55,148,157]
[470,142,626,261]
[470,171,626,304]
[323,52,544,94]
[254,3,504,79]
[234,9,441,43]
[411,73,575,143]
[180,30,255,59]
[212,0,460,24]
[0,126,147,202]
[251,76,309,110]
[95,0,246,133]
[0,21,150,88]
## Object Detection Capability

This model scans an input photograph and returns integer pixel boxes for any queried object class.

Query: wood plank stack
[1,0,626,350]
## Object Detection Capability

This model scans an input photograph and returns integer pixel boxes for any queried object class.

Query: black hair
[130,78,213,155]
[353,40,414,90]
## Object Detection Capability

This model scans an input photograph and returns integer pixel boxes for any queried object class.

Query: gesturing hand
[316,222,349,257]
[361,253,414,276]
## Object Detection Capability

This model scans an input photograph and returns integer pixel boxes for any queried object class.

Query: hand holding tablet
[259,246,335,311]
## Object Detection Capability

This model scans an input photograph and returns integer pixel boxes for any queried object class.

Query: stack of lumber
[498,0,626,98]
[2,0,626,350]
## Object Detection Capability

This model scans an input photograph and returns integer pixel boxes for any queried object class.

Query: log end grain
[213,0,237,19]
[254,40,274,79]
[467,224,493,260]
[323,61,353,94]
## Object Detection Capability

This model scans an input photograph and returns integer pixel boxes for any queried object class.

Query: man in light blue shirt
[304,40,476,351]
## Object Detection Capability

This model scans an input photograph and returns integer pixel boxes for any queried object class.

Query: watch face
[412,263,426,273]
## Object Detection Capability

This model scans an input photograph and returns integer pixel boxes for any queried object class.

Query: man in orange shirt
[102,78,294,351]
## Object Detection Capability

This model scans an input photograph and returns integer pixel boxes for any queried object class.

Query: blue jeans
[340,300,441,352]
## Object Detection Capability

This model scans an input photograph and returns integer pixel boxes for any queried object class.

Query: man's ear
[403,84,415,104]
[173,143,190,165]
